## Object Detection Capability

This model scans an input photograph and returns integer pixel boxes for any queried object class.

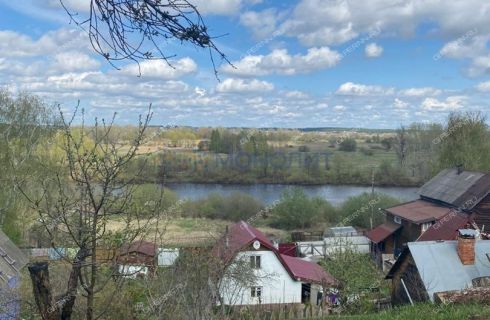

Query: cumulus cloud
[54,51,100,72]
[336,82,394,96]
[191,0,242,15]
[399,87,442,97]
[121,58,197,79]
[223,47,341,76]
[365,43,383,58]
[280,0,490,47]
[216,78,274,93]
[240,8,284,39]
[421,96,467,111]
[393,98,409,109]
[476,81,490,92]
[0,28,89,57]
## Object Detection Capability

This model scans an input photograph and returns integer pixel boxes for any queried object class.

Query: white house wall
[220,250,302,305]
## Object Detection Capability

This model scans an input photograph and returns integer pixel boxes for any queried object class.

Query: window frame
[250,255,261,269]
[251,286,262,298]
[394,216,402,224]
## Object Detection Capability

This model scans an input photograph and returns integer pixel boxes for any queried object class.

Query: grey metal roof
[0,230,28,285]
[408,240,490,301]
[419,168,490,209]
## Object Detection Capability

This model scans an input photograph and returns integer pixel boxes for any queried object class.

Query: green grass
[325,303,490,320]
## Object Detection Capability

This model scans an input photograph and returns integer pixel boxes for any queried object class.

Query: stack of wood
[434,287,490,304]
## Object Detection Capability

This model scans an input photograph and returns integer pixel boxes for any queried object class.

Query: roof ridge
[240,221,258,238]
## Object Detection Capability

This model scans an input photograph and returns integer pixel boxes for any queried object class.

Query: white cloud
[47,0,90,13]
[393,98,409,109]
[54,51,100,72]
[216,78,274,93]
[421,96,466,111]
[279,0,490,48]
[336,82,394,96]
[240,9,284,39]
[223,47,341,76]
[476,81,490,92]
[284,90,309,99]
[333,105,346,112]
[365,43,383,58]
[121,58,197,79]
[399,87,442,97]
[191,0,242,15]
[0,28,89,57]
[467,54,490,77]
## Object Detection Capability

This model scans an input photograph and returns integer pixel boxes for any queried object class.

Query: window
[250,255,261,269]
[394,216,402,224]
[251,286,262,298]
[421,222,432,233]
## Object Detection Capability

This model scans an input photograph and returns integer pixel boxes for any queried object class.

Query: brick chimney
[457,229,476,265]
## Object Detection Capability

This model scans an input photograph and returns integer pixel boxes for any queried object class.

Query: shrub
[339,138,357,152]
[270,188,336,229]
[338,192,401,229]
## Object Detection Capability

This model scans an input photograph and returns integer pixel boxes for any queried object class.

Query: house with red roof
[367,167,490,268]
[214,221,336,306]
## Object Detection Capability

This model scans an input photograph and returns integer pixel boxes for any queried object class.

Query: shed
[117,240,157,277]
[386,240,490,304]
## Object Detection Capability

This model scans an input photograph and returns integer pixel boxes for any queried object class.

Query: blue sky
[0,0,489,128]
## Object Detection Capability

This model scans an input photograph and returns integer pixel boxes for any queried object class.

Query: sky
[0,0,489,128]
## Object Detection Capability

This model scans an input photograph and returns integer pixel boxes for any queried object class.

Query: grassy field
[106,217,289,246]
[327,303,490,320]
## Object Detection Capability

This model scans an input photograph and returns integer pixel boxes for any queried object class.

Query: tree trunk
[28,262,60,320]
[61,247,89,320]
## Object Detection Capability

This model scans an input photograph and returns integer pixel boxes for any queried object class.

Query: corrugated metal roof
[408,240,490,302]
[386,200,452,223]
[419,168,490,209]
[0,230,28,286]
[366,222,401,243]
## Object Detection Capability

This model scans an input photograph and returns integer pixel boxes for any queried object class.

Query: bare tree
[60,0,230,76]
[18,106,166,320]
[393,126,409,168]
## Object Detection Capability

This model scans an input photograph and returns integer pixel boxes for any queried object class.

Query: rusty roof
[417,211,473,241]
[119,240,157,257]
[385,199,452,223]
[366,222,401,244]
[419,168,490,209]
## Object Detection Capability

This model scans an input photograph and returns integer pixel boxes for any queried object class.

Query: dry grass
[105,217,289,247]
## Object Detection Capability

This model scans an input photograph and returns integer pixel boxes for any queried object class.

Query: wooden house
[386,230,490,305]
[117,240,157,278]
[367,167,490,267]
[0,230,29,319]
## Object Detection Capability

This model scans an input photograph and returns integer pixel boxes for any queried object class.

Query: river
[166,183,419,206]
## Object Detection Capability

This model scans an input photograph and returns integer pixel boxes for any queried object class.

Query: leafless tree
[18,106,166,320]
[393,126,409,168]
[60,0,231,77]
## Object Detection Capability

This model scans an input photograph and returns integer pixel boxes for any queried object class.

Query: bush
[360,147,374,156]
[181,192,264,221]
[129,184,178,217]
[270,188,336,229]
[339,138,357,152]
[298,145,310,152]
[338,192,401,229]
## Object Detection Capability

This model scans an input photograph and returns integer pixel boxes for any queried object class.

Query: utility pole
[370,166,375,229]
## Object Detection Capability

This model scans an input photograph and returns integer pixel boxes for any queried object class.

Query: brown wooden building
[117,240,157,277]
[386,230,490,305]
[367,168,490,266]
